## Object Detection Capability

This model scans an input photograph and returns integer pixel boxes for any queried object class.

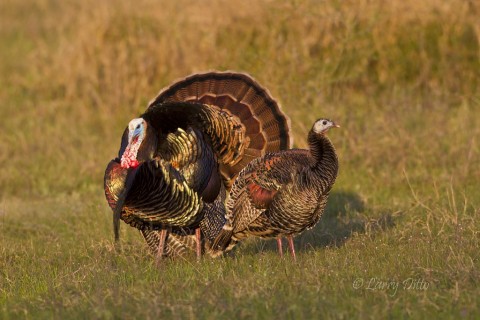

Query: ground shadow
[244,191,397,255]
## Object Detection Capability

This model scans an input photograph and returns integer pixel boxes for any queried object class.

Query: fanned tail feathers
[148,71,292,188]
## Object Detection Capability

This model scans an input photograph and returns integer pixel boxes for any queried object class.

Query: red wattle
[131,159,140,168]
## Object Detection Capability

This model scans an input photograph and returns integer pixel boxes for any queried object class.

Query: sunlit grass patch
[1,0,479,318]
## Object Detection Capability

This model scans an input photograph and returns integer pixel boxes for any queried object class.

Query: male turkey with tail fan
[210,118,339,261]
[104,71,292,260]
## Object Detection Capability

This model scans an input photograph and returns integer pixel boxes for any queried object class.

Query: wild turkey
[104,71,292,260]
[211,118,339,260]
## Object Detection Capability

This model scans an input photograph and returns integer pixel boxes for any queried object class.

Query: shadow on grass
[245,191,397,255]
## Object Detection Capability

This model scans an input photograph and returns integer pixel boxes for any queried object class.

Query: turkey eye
[136,125,140,129]
[322,120,327,125]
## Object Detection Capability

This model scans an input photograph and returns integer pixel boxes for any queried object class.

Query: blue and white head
[128,118,146,143]
[121,118,148,168]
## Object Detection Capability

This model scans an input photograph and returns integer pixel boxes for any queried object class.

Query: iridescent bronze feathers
[104,71,292,259]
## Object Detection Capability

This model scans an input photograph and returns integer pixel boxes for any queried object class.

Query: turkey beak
[129,132,140,145]
[333,122,340,128]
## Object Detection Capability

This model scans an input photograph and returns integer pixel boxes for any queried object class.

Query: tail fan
[147,71,292,187]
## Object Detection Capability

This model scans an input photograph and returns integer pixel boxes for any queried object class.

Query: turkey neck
[307,130,338,182]
[136,122,158,162]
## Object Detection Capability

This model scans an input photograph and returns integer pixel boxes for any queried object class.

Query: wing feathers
[123,160,204,228]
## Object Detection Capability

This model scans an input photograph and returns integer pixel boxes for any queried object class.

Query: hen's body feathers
[211,119,339,257]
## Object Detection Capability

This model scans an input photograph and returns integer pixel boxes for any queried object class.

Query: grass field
[1,0,479,318]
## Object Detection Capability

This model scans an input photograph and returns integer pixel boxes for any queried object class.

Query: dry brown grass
[2,0,478,197]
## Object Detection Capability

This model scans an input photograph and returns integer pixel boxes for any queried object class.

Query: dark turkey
[104,71,292,260]
[211,118,339,260]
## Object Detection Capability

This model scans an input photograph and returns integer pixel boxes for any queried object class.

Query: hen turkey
[104,71,292,259]
[211,118,339,260]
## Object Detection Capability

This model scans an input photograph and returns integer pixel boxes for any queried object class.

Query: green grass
[1,0,479,318]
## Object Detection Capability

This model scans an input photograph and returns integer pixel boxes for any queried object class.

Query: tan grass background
[1,0,479,198]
